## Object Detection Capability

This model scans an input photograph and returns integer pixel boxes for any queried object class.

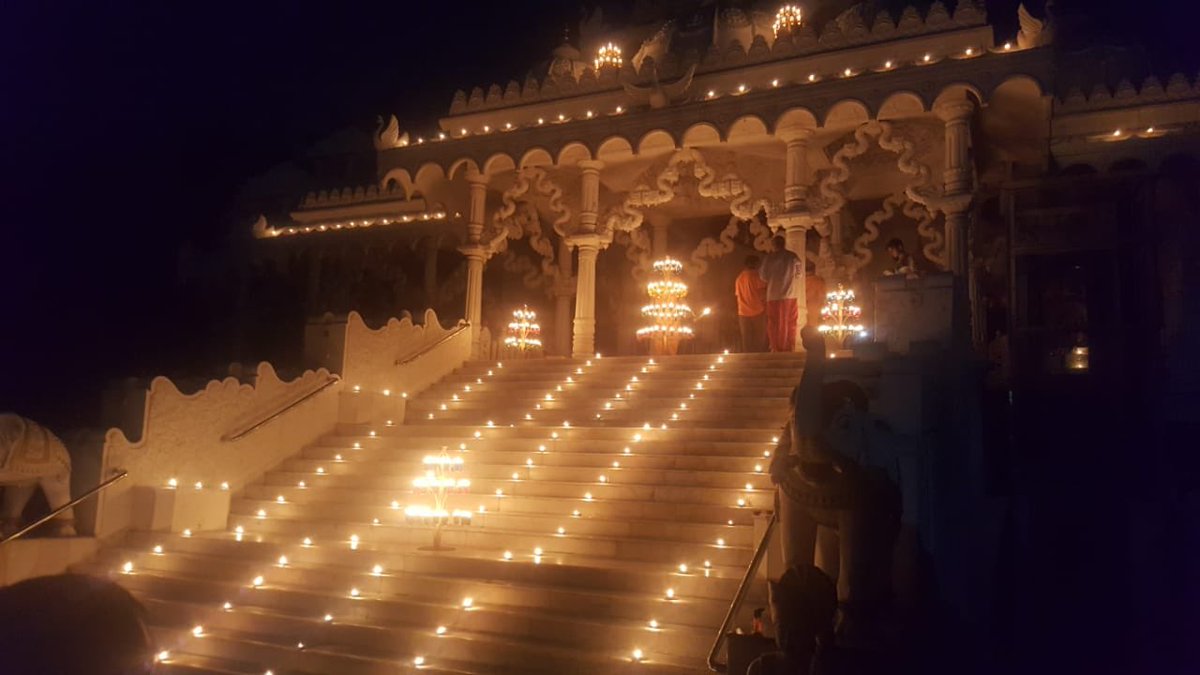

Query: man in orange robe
[735,255,767,352]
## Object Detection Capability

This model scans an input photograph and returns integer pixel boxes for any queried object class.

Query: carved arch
[484,167,573,288]
[810,120,941,277]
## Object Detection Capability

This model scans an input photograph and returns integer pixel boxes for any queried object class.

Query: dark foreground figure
[0,574,154,674]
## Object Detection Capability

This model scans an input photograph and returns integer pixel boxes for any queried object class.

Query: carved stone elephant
[0,413,75,538]
[770,329,900,644]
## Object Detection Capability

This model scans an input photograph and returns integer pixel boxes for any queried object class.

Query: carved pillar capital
[934,98,976,197]
[577,160,605,234]
[775,125,816,144]
[776,126,815,213]
[565,232,604,253]
[457,243,491,262]
[933,98,975,123]
[465,171,489,244]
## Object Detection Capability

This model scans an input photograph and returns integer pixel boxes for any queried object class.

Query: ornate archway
[808,120,945,279]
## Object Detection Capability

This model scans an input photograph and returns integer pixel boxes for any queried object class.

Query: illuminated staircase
[90,352,803,674]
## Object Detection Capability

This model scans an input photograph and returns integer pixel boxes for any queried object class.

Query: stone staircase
[87,352,804,674]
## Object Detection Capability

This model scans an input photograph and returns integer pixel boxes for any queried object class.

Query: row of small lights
[262,210,448,238]
[139,351,782,668]
[470,350,777,662]
[398,43,1017,146]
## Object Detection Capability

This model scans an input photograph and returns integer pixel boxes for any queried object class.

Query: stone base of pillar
[572,317,596,358]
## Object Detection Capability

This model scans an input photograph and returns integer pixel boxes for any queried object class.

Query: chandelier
[405,449,472,550]
[817,284,865,348]
[773,4,804,37]
[504,305,543,352]
[638,258,700,354]
[594,42,623,71]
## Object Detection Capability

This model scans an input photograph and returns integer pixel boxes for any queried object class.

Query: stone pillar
[578,160,604,232]
[461,247,487,338]
[569,234,602,357]
[774,126,818,352]
[778,127,814,212]
[461,170,489,354]
[934,99,976,276]
[554,239,573,356]
[944,209,970,277]
[569,159,605,357]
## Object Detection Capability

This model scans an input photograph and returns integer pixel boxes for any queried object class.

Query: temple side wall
[95,362,341,539]
[93,308,469,540]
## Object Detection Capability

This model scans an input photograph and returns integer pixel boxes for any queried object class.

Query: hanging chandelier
[594,42,623,71]
[773,4,804,37]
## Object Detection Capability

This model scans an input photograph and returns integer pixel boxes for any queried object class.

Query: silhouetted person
[0,574,154,674]
[735,255,767,352]
[747,565,838,675]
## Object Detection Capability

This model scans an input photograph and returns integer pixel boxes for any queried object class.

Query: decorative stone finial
[251,215,271,239]
[621,63,696,110]
[1017,3,1053,48]
[373,115,408,151]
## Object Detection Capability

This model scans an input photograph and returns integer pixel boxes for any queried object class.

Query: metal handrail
[707,510,779,672]
[394,321,470,366]
[221,375,340,442]
[0,471,128,546]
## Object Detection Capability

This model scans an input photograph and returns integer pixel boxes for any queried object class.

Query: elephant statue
[0,413,76,538]
[770,328,900,644]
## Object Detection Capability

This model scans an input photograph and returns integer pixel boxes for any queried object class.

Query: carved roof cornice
[1055,73,1200,114]
[377,47,1055,178]
[446,0,988,118]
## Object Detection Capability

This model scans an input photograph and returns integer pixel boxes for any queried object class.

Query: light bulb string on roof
[391,42,1019,145]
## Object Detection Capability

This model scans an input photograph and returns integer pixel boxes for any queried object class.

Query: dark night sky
[1,0,1196,426]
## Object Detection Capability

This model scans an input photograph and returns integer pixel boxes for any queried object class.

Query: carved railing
[395,322,471,366]
[221,375,341,442]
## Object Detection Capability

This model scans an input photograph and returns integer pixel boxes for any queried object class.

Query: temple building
[5,3,1196,674]
[249,0,1197,381]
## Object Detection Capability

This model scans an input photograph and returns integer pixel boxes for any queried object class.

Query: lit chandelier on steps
[638,258,709,355]
[817,284,866,351]
[504,305,543,355]
[405,448,471,550]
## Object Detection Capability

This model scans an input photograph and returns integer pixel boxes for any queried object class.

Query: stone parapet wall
[94,309,470,539]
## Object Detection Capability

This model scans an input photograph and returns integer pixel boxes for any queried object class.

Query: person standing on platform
[735,255,768,352]
[883,238,918,278]
[760,236,802,352]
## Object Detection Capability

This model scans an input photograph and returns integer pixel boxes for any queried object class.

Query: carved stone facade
[250,2,1199,363]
